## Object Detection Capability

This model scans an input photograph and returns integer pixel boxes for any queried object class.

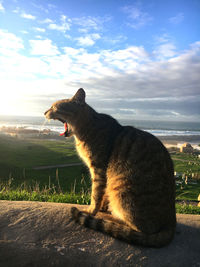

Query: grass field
[176,183,200,201]
[171,152,200,173]
[0,134,200,214]
[0,135,90,192]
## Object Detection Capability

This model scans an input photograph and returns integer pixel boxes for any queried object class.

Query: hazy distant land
[1,125,200,149]
[0,126,60,139]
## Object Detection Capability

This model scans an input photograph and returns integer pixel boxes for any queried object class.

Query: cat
[44,88,176,247]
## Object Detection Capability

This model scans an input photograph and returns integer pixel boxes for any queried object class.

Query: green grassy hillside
[0,134,200,214]
[0,135,90,192]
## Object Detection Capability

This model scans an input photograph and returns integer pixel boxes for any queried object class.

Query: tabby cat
[44,88,176,247]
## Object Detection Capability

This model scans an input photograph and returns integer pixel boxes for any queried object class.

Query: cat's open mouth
[44,109,69,137]
[59,122,69,137]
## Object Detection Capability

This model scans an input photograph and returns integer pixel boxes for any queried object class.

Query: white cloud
[21,12,36,20]
[169,13,184,24]
[103,35,127,45]
[153,34,177,60]
[122,5,153,29]
[58,42,200,120]
[0,29,24,55]
[78,28,88,34]
[73,16,110,31]
[33,27,46,33]
[48,23,65,31]
[12,7,20,13]
[101,46,149,71]
[29,39,60,56]
[0,28,199,120]
[91,43,200,100]
[153,43,177,60]
[61,14,71,23]
[76,37,94,46]
[0,2,5,12]
[31,3,48,13]
[40,18,53,24]
[63,47,85,56]
[191,41,200,49]
[76,33,101,46]
[74,17,99,30]
[48,15,70,33]
[154,33,171,44]
[20,30,29,34]
[35,35,43,39]
[103,46,148,62]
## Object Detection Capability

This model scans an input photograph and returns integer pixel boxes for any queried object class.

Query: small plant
[176,204,200,215]
[0,174,91,205]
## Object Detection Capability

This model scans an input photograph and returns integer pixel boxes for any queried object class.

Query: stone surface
[0,200,200,267]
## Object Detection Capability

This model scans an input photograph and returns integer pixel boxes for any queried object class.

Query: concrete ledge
[0,200,200,267]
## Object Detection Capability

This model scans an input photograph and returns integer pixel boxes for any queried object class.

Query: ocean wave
[146,129,200,136]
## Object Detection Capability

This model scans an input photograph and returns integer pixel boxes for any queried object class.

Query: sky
[0,0,200,121]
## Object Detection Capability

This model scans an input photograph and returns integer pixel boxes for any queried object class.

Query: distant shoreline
[159,135,200,145]
[1,126,200,146]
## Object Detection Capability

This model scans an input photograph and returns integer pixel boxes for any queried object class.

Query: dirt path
[32,162,83,170]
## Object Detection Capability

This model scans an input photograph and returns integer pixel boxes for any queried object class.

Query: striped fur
[71,207,175,248]
[45,88,176,248]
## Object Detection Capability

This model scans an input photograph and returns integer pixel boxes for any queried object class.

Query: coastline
[159,135,200,145]
[0,126,200,148]
[159,135,200,151]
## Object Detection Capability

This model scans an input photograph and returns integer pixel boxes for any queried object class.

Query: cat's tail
[71,207,175,248]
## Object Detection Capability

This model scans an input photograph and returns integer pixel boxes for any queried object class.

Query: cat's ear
[72,88,86,104]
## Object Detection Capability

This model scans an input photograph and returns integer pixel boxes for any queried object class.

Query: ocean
[0,115,200,137]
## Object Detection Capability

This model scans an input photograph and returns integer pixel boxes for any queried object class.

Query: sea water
[0,115,200,137]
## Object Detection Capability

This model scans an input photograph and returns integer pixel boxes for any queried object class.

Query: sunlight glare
[0,82,28,116]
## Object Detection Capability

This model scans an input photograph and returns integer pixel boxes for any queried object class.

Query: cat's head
[44,88,86,137]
